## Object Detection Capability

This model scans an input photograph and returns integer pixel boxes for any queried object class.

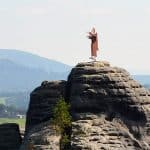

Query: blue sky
[0,0,150,74]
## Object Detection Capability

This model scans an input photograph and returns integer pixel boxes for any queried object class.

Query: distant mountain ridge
[0,49,72,92]
[133,75,150,88]
[0,49,149,92]
[0,49,71,73]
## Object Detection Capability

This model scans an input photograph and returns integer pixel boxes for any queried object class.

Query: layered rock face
[23,61,150,150]
[68,61,150,149]
[20,121,60,150]
[0,123,22,150]
[22,81,66,149]
[25,80,66,131]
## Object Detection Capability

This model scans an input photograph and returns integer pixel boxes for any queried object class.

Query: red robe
[88,32,99,57]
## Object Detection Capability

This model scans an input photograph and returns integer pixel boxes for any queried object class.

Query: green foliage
[60,134,70,148]
[52,97,71,134]
[52,97,71,149]
[0,103,26,118]
[0,92,29,110]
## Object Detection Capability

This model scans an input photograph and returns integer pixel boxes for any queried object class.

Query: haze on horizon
[0,0,150,74]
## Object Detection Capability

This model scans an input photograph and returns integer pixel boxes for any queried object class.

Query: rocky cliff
[22,61,150,150]
[25,80,66,131]
[20,80,66,150]
[68,61,150,149]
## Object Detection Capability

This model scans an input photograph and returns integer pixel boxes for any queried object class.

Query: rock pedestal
[0,123,22,150]
[68,61,150,149]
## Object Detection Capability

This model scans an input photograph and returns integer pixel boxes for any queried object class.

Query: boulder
[25,80,66,131]
[0,123,22,150]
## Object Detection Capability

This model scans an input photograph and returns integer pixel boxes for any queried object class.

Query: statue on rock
[87,27,99,61]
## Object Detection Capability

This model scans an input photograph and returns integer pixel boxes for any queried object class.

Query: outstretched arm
[87,32,97,39]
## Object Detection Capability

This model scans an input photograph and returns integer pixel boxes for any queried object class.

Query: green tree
[52,97,71,149]
[52,97,71,134]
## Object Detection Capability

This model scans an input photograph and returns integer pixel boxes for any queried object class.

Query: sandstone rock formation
[22,61,150,150]
[20,121,60,150]
[25,80,66,131]
[22,80,66,150]
[0,123,22,150]
[68,61,150,149]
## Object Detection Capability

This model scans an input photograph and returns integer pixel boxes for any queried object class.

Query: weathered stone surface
[71,114,144,150]
[20,121,60,150]
[23,61,150,150]
[67,61,150,149]
[0,123,22,150]
[25,80,66,131]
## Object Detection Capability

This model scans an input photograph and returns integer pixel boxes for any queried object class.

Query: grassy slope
[0,118,26,129]
[0,97,6,105]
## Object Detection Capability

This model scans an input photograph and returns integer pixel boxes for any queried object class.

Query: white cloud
[19,7,48,16]
[0,7,9,14]
[80,8,113,16]
[0,8,7,11]
[30,7,48,15]
[144,8,150,15]
[0,6,49,16]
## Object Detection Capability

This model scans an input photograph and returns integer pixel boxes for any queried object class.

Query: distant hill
[0,49,72,110]
[0,49,72,92]
[0,49,71,73]
[133,75,150,88]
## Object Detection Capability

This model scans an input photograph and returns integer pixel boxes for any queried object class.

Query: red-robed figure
[87,27,99,60]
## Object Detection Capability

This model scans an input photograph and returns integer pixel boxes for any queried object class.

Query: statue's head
[91,27,96,33]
